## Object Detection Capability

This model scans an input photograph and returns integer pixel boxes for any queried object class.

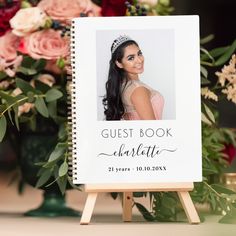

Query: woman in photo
[103,35,164,121]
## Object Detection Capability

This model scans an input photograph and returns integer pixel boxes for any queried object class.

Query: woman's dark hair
[103,40,139,120]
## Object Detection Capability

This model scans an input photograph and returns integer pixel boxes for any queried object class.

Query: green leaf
[200,47,215,63]
[215,39,236,66]
[35,97,49,117]
[0,90,16,103]
[13,105,20,131]
[35,169,52,188]
[0,104,6,114]
[211,184,236,195]
[202,167,218,175]
[45,89,63,102]
[0,71,7,80]
[209,192,217,211]
[29,115,36,131]
[48,145,66,162]
[0,115,7,142]
[7,108,14,126]
[59,161,68,177]
[201,76,211,85]
[27,91,35,103]
[56,58,65,69]
[17,66,37,75]
[201,112,212,125]
[209,46,230,58]
[34,80,51,93]
[200,34,214,45]
[57,175,67,195]
[33,59,46,71]
[16,78,36,94]
[204,104,215,123]
[201,46,229,61]
[162,196,177,208]
[200,65,208,78]
[135,202,155,221]
[21,56,35,68]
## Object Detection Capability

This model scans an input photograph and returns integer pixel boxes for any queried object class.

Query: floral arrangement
[0,0,102,193]
[1,0,236,223]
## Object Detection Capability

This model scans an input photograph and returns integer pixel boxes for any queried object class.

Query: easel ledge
[80,182,200,225]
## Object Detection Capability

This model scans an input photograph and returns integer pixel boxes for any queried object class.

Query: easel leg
[177,191,200,224]
[122,192,133,222]
[80,193,98,225]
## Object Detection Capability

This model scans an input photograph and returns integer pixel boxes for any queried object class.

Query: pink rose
[0,31,19,61]
[24,29,69,60]
[38,0,101,23]
[0,31,22,77]
[10,7,47,36]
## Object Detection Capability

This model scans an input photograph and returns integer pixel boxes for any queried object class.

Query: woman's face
[116,44,144,77]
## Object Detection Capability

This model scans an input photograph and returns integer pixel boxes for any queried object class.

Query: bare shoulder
[130,86,151,103]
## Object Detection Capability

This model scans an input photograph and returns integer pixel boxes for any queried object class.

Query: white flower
[201,87,218,101]
[10,7,47,36]
[38,74,55,87]
[138,0,158,6]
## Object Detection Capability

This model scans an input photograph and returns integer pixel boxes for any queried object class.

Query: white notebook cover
[70,16,202,184]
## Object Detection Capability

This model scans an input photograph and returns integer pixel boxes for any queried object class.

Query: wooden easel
[80,182,200,225]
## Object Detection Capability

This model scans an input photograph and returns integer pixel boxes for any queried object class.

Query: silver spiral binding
[67,19,78,182]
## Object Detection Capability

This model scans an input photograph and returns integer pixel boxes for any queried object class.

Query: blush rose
[10,7,47,36]
[24,29,69,60]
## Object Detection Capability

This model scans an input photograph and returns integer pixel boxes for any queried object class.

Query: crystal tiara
[111,35,132,54]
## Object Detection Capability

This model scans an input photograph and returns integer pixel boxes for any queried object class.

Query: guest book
[69,16,202,184]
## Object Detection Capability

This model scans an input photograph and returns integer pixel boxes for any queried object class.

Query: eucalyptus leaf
[27,91,35,103]
[57,175,67,195]
[0,104,6,114]
[59,161,68,177]
[0,115,7,142]
[45,89,63,102]
[48,100,57,118]
[48,145,66,162]
[16,77,36,94]
[29,115,36,131]
[34,80,51,93]
[0,90,16,103]
[13,105,20,131]
[35,169,52,188]
[33,59,46,71]
[7,108,14,126]
[21,56,35,68]
[35,97,49,117]
[17,66,37,75]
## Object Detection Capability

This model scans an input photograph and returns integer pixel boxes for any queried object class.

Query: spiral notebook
[69,16,202,184]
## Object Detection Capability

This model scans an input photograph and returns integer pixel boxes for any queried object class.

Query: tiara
[111,35,132,54]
